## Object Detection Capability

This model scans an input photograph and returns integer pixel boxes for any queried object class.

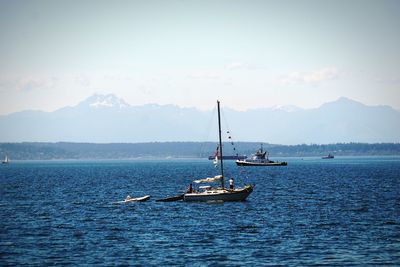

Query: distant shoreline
[3,155,400,163]
[1,142,399,160]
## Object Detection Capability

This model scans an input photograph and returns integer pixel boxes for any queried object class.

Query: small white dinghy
[114,195,151,204]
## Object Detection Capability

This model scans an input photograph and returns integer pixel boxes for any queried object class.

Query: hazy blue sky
[0,0,399,114]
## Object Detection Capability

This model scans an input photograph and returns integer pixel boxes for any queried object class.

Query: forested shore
[1,142,399,160]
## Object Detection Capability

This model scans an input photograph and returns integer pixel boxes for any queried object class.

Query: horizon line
[1,141,399,145]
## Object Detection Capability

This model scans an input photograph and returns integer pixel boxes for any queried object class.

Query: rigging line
[220,108,231,138]
[198,104,217,158]
[220,108,235,149]
[220,106,250,182]
[220,107,244,158]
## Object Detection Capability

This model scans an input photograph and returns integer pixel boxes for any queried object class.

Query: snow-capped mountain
[271,105,304,112]
[0,94,399,144]
[77,93,130,109]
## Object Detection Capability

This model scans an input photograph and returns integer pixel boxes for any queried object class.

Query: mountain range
[1,94,399,144]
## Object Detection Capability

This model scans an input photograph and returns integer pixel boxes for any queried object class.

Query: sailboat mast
[217,100,224,189]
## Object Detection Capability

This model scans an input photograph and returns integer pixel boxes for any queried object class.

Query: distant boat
[236,144,287,166]
[208,155,247,160]
[2,155,10,164]
[322,154,334,159]
[183,101,254,202]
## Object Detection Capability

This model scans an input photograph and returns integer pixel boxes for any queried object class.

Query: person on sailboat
[229,178,234,190]
[186,183,193,193]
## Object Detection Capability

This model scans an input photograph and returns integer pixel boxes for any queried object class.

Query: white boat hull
[183,185,253,202]
[114,195,151,204]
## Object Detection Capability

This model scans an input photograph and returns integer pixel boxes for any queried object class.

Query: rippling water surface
[1,157,399,266]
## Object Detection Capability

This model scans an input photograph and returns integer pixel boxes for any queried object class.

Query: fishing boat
[183,101,254,202]
[2,155,10,164]
[235,144,287,166]
[322,153,334,159]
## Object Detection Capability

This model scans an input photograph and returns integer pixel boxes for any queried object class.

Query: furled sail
[193,175,223,184]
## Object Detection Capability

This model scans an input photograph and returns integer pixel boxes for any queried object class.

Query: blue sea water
[1,157,399,266]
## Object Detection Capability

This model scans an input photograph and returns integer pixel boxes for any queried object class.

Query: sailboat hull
[183,185,253,202]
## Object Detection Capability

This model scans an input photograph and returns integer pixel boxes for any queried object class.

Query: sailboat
[2,155,10,164]
[183,101,254,202]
